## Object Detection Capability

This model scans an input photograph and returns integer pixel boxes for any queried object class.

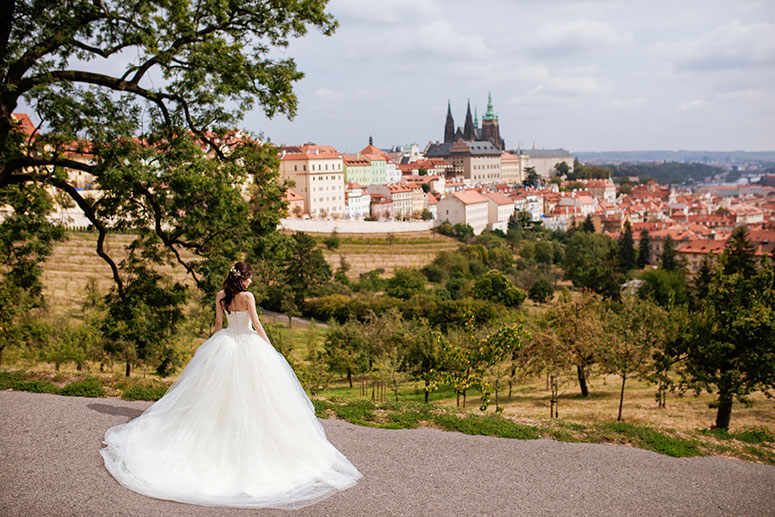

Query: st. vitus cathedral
[444,93,505,150]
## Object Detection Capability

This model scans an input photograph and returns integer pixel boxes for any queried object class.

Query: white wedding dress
[100,310,361,509]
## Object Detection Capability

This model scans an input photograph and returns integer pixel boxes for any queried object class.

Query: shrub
[12,380,59,394]
[122,382,168,401]
[60,377,105,398]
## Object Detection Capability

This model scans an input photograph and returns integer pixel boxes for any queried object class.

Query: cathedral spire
[463,99,475,140]
[444,100,455,143]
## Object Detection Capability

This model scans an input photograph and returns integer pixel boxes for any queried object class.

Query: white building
[366,183,414,220]
[278,145,345,218]
[523,148,574,179]
[437,190,489,234]
[345,182,371,219]
[483,190,515,232]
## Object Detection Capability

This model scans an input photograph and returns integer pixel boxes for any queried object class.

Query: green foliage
[452,223,475,242]
[102,242,187,377]
[472,270,526,308]
[637,230,651,268]
[324,320,370,385]
[595,422,702,457]
[637,269,689,307]
[285,232,332,305]
[121,382,168,401]
[563,231,618,291]
[617,221,637,273]
[323,230,341,251]
[660,236,682,271]
[60,377,105,398]
[1,0,331,366]
[522,167,540,188]
[528,276,554,304]
[670,249,775,429]
[436,220,455,236]
[606,162,722,185]
[385,268,427,299]
[433,413,540,439]
[12,379,59,394]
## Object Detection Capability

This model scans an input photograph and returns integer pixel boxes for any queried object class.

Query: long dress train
[100,310,361,509]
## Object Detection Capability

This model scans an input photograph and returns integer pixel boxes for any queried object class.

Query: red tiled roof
[449,190,488,205]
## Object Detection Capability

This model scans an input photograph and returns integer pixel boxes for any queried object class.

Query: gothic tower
[463,99,475,141]
[444,100,455,143]
[481,92,505,150]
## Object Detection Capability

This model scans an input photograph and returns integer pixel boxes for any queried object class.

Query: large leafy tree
[1,1,335,370]
[670,241,775,430]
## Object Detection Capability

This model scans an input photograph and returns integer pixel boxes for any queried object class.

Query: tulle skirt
[100,328,362,509]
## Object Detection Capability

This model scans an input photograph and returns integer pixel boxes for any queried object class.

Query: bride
[100,262,362,509]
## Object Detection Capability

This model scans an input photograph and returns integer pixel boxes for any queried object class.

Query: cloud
[526,19,634,56]
[660,20,775,71]
[676,99,705,111]
[314,87,345,102]
[343,19,489,61]
[330,0,441,25]
[604,96,646,109]
[545,72,611,96]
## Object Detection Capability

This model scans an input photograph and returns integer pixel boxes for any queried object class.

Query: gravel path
[1,390,774,517]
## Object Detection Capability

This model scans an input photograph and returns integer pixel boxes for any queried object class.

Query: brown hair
[221,261,252,314]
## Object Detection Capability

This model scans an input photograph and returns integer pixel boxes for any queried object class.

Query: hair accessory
[230,266,242,278]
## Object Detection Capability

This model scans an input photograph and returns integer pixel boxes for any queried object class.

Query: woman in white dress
[100,262,362,509]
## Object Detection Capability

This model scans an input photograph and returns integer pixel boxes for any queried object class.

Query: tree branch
[3,172,125,300]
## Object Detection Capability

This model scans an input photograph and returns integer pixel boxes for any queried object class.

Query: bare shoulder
[215,290,225,301]
[235,291,255,302]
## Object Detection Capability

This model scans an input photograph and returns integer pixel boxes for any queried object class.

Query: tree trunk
[577,364,589,397]
[424,379,430,404]
[125,360,131,377]
[462,389,467,408]
[287,314,292,328]
[347,369,352,388]
[617,374,626,421]
[456,390,460,407]
[76,361,83,371]
[371,381,375,401]
[715,393,733,430]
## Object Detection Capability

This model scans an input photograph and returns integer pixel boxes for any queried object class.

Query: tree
[385,268,427,300]
[323,230,341,251]
[522,167,540,188]
[554,161,570,177]
[637,230,651,269]
[324,320,370,388]
[563,231,618,292]
[472,270,527,308]
[285,232,332,305]
[1,1,334,365]
[671,255,775,429]
[723,226,757,279]
[617,221,637,273]
[660,236,681,271]
[528,276,554,304]
[637,269,689,308]
[601,297,668,421]
[545,291,605,397]
[581,215,596,233]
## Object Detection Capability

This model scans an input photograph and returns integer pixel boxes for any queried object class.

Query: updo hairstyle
[221,261,252,313]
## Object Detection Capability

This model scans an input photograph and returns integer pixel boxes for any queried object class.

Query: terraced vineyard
[41,231,458,313]
[41,232,197,314]
[319,233,460,279]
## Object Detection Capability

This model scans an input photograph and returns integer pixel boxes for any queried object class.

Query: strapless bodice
[225,310,254,332]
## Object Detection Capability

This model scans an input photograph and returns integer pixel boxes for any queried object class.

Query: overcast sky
[244,0,774,154]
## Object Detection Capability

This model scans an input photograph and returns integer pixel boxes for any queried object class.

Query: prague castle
[444,93,505,151]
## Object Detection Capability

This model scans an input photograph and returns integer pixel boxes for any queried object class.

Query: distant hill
[573,150,775,165]
[604,162,724,186]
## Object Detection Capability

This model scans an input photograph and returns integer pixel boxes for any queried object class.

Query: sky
[244,0,775,154]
